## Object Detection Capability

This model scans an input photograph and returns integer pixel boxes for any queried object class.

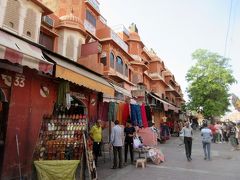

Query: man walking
[201,123,212,160]
[90,119,102,166]
[182,121,193,161]
[111,120,123,169]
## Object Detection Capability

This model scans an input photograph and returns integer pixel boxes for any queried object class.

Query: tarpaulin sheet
[137,127,157,146]
[34,160,80,180]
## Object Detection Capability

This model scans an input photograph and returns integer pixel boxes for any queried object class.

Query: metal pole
[16,134,22,180]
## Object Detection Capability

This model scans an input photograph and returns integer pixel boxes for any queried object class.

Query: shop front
[0,29,55,179]
[31,52,115,179]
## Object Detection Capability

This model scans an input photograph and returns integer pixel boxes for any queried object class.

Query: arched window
[23,8,37,39]
[116,56,123,74]
[66,36,74,60]
[124,64,128,77]
[4,0,21,32]
[110,52,115,68]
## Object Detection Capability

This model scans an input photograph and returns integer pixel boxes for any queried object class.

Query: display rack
[34,114,88,161]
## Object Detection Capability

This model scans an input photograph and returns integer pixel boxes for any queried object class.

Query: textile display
[114,103,119,122]
[137,128,157,146]
[99,102,109,122]
[34,160,80,180]
[145,105,152,126]
[122,103,130,126]
[130,104,143,127]
[148,148,165,165]
[108,102,115,122]
[57,81,70,106]
[141,104,148,128]
[117,103,124,124]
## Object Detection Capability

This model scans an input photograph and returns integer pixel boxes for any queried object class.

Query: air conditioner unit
[42,16,54,27]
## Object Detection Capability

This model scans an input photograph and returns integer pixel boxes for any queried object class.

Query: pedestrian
[201,123,212,160]
[111,120,124,169]
[90,119,102,166]
[228,122,239,151]
[124,120,136,165]
[222,122,228,142]
[182,121,193,161]
[209,123,217,143]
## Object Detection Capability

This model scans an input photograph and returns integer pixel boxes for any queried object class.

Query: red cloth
[122,103,129,126]
[99,102,109,121]
[141,104,148,128]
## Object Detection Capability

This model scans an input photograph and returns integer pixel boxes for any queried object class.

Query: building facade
[0,0,184,179]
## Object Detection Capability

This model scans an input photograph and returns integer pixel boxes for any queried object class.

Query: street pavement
[96,130,240,180]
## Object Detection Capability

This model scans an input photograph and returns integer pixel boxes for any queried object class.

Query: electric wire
[224,0,233,57]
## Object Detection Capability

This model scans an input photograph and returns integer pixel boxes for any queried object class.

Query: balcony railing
[149,72,164,80]
[112,24,130,36]
[111,30,128,52]
[85,0,100,13]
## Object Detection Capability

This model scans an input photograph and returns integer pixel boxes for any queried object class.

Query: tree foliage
[186,49,236,118]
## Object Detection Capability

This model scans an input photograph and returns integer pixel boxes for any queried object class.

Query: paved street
[97,131,240,180]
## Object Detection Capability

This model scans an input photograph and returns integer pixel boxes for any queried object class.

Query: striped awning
[0,30,53,74]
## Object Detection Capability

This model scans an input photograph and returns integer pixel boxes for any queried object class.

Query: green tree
[186,49,236,118]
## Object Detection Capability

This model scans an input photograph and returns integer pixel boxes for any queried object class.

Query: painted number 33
[14,75,25,87]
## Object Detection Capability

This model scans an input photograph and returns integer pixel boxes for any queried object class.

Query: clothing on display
[130,104,143,127]
[117,103,124,124]
[122,103,130,126]
[145,105,152,126]
[141,104,148,128]
[108,102,115,122]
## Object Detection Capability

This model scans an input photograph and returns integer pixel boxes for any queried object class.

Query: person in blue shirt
[201,123,213,160]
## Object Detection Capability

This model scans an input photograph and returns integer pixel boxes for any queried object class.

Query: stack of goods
[34,114,87,161]
[148,148,165,165]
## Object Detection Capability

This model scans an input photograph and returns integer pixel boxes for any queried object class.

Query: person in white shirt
[201,123,213,160]
[182,121,193,161]
[111,120,123,169]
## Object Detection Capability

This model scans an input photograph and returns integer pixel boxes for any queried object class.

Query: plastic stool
[135,158,146,168]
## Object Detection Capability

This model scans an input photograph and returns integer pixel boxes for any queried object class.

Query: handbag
[133,137,142,148]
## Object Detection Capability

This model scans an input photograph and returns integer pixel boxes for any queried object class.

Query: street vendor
[90,119,102,167]
[124,120,136,165]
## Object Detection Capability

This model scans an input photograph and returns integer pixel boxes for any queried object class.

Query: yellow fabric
[56,65,114,97]
[34,160,80,180]
[90,125,102,142]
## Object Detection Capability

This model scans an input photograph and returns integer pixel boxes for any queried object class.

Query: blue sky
[99,0,240,104]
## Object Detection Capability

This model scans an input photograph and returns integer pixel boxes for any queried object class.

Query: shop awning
[47,54,114,97]
[110,83,132,97]
[149,93,179,112]
[0,30,53,74]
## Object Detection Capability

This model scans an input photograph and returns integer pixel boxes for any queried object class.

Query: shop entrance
[0,88,9,175]
[68,95,87,116]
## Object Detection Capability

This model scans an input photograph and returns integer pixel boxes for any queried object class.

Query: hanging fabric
[117,103,124,124]
[57,81,70,107]
[122,103,130,126]
[145,105,152,126]
[141,104,148,128]
[130,104,143,127]
[108,102,115,122]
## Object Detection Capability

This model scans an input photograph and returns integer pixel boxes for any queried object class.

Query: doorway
[0,88,9,175]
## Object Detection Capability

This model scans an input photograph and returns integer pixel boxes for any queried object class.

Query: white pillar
[18,4,27,36]
[35,12,42,43]
[73,36,78,62]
